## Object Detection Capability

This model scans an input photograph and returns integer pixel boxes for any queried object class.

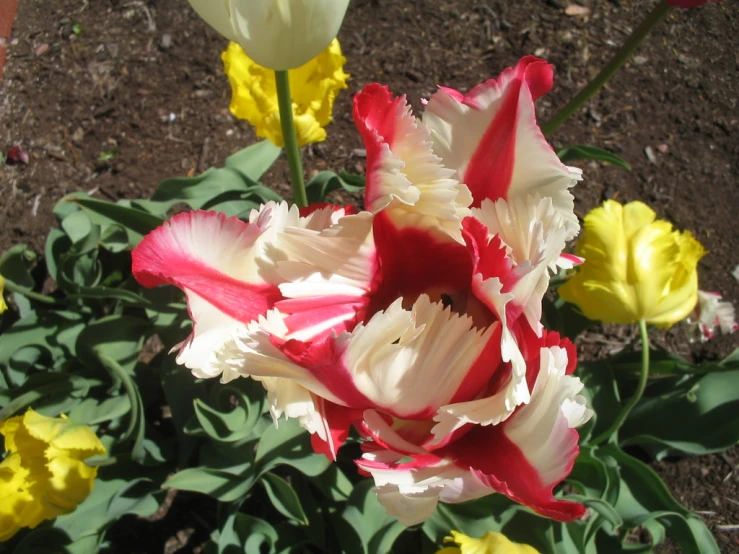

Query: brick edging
[0,0,19,85]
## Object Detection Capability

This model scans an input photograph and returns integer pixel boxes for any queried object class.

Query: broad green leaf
[620,369,739,457]
[544,296,597,340]
[53,475,161,543]
[255,417,331,477]
[557,145,631,170]
[0,373,90,419]
[218,512,280,554]
[67,395,131,425]
[160,356,207,465]
[576,364,622,444]
[68,196,164,245]
[0,311,85,380]
[44,228,72,282]
[0,244,36,288]
[334,479,405,554]
[75,315,149,374]
[13,529,72,554]
[163,467,255,502]
[193,379,266,442]
[261,471,309,524]
[224,140,281,181]
[601,445,720,554]
[305,171,365,204]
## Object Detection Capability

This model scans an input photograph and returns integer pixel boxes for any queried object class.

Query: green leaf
[67,195,164,245]
[53,475,161,544]
[0,311,86,382]
[620,369,739,457]
[305,171,365,204]
[67,395,131,425]
[544,297,597,340]
[218,512,280,554]
[160,356,206,465]
[0,373,90,420]
[601,445,720,554]
[193,379,266,442]
[576,364,622,444]
[163,467,255,502]
[255,417,331,477]
[557,145,631,170]
[261,471,309,524]
[224,140,282,181]
[74,316,150,460]
[0,244,36,288]
[333,480,406,554]
[44,228,72,282]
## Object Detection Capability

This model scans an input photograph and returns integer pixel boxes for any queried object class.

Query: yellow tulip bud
[0,409,106,541]
[437,530,541,554]
[222,39,349,148]
[559,200,705,326]
[0,274,7,313]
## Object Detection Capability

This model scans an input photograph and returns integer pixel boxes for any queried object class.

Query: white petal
[504,346,592,486]
[473,195,571,332]
[343,295,494,417]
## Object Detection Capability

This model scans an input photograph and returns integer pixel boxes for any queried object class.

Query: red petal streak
[448,323,503,404]
[275,295,369,340]
[370,215,473,315]
[132,211,281,323]
[353,84,406,208]
[462,57,554,206]
[462,217,517,292]
[440,424,585,522]
[276,337,375,409]
[310,396,362,460]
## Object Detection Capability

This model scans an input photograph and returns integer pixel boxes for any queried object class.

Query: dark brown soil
[1,0,738,551]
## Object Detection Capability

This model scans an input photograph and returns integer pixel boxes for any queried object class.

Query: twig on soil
[123,1,156,33]
[30,193,42,217]
[197,137,211,173]
[716,524,739,531]
[353,31,366,55]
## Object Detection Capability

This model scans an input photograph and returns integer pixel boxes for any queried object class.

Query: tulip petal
[353,84,472,237]
[423,57,580,238]
[226,0,350,70]
[187,0,238,43]
[472,195,571,332]
[441,347,590,521]
[357,453,492,526]
[342,296,497,419]
[275,211,377,340]
[132,203,349,379]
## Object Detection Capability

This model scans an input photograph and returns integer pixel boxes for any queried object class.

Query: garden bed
[1,0,737,552]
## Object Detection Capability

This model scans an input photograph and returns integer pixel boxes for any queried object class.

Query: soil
[1,0,737,552]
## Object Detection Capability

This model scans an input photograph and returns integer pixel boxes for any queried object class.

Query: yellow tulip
[222,39,349,148]
[0,409,106,541]
[0,275,7,313]
[559,200,705,326]
[437,530,541,554]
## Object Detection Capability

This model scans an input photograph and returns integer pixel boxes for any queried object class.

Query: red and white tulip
[132,56,591,525]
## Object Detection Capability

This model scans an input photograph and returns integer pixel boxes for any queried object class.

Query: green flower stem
[94,348,141,443]
[593,319,650,446]
[542,0,672,136]
[275,70,308,208]
[4,279,60,305]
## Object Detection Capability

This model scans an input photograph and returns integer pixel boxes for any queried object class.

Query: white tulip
[187,0,350,70]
